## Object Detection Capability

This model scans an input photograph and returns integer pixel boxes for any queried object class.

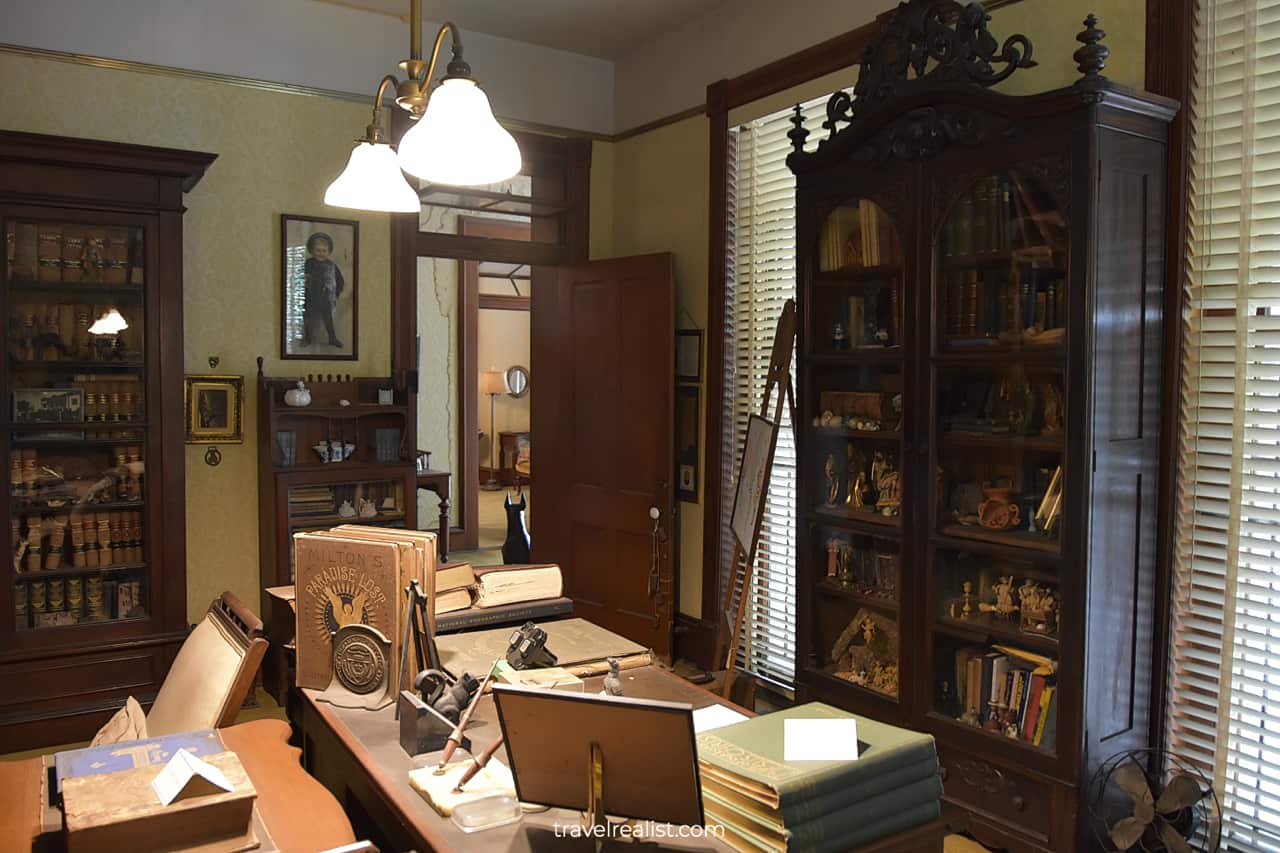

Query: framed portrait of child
[280,213,358,360]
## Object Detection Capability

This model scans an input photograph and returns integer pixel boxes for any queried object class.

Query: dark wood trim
[1145,0,1195,755]
[411,232,563,267]
[478,293,530,311]
[612,104,708,143]
[458,217,531,551]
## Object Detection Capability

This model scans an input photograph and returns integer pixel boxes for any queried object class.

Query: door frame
[459,216,531,548]
[389,129,591,550]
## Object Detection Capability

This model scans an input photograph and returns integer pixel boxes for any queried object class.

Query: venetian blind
[1166,0,1280,849]
[721,97,828,689]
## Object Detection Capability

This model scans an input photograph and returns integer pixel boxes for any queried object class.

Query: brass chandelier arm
[361,74,402,145]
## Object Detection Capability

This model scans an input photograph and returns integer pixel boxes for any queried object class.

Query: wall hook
[208,356,220,369]
[204,446,222,467]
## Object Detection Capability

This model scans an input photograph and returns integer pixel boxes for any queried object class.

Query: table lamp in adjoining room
[480,370,507,491]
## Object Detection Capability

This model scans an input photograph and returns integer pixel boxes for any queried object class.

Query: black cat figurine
[502,492,531,563]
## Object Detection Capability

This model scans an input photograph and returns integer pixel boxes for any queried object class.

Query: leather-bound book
[13,222,37,279]
[61,224,85,282]
[293,531,401,690]
[472,563,563,608]
[103,227,129,284]
[37,223,62,282]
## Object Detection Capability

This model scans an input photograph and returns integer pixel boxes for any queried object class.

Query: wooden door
[531,253,675,658]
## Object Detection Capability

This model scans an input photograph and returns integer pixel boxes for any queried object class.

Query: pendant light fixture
[324,0,522,212]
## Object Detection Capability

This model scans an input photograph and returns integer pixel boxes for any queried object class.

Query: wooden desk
[295,667,945,853]
[0,718,355,853]
[414,468,451,560]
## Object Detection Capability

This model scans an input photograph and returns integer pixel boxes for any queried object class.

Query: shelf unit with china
[788,5,1175,851]
[255,364,417,703]
[0,131,214,751]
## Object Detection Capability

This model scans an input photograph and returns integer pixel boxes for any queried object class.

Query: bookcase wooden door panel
[0,131,214,751]
[786,4,1176,850]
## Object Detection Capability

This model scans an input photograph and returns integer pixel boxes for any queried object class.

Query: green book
[707,797,941,853]
[706,775,942,848]
[696,702,937,809]
[701,755,939,828]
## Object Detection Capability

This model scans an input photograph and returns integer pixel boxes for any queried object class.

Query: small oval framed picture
[281,213,358,360]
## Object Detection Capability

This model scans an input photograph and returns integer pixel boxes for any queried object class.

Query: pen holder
[399,690,469,757]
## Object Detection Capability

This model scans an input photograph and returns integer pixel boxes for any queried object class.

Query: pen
[453,734,505,792]
[434,656,502,774]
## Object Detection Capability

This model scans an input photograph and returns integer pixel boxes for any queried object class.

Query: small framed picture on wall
[184,375,244,444]
[280,214,358,360]
[675,329,702,383]
[675,384,700,503]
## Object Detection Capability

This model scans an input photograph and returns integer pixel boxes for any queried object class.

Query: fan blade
[1116,760,1156,807]
[1109,816,1149,850]
[1156,775,1203,814]
[1159,819,1195,853]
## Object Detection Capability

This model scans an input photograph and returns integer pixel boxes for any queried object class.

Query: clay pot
[978,486,1021,530]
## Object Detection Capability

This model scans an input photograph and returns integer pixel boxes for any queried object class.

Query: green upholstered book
[705,775,941,849]
[700,755,940,829]
[707,798,941,853]
[696,702,937,809]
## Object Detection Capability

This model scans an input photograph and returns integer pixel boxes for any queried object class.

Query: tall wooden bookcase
[788,4,1176,851]
[0,131,214,750]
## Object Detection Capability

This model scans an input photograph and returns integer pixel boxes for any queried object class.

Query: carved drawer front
[937,745,1054,843]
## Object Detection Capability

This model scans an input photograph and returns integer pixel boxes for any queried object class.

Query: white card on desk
[693,704,749,733]
[151,748,235,806]
[784,717,859,761]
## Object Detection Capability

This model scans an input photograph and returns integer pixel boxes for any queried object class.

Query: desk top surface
[303,666,740,852]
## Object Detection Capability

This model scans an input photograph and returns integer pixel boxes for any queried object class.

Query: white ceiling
[314,0,725,60]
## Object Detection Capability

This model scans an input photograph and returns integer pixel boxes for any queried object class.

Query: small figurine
[602,657,624,697]
[823,453,839,507]
[876,471,901,516]
[338,499,357,518]
[832,321,850,351]
[358,498,378,518]
[980,576,1019,619]
[1041,383,1064,433]
[826,540,839,579]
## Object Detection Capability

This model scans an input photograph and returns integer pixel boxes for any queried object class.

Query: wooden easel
[716,299,797,700]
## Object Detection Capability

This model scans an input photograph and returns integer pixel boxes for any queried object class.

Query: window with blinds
[1166,0,1280,849]
[721,96,828,689]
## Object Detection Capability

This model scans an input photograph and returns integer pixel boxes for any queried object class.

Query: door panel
[531,253,675,658]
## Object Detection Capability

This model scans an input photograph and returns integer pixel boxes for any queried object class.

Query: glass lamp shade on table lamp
[397,78,522,186]
[479,370,508,396]
[324,142,421,213]
[88,307,129,335]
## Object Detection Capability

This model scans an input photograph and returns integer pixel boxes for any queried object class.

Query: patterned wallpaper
[0,52,392,621]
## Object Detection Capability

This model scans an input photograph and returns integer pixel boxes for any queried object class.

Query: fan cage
[1086,748,1222,853]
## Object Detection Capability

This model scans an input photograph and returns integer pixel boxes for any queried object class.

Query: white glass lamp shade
[324,141,421,213]
[479,370,507,395]
[88,307,128,335]
[397,78,521,186]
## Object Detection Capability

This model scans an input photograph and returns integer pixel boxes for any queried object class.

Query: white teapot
[284,381,312,407]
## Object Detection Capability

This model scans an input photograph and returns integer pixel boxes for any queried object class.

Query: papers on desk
[693,703,750,733]
[784,717,860,762]
[152,749,235,806]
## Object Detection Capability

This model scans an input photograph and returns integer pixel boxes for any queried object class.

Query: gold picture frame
[184,375,244,444]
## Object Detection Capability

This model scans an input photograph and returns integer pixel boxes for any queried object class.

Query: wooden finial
[787,104,809,156]
[1074,14,1109,79]
[256,355,264,376]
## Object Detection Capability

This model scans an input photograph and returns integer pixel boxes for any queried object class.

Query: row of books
[943,264,1066,342]
[433,560,564,614]
[942,174,1067,257]
[10,304,144,364]
[7,221,144,284]
[819,199,902,271]
[697,702,940,852]
[955,646,1058,748]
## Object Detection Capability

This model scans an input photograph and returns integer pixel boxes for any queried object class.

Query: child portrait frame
[184,375,244,444]
[280,213,359,361]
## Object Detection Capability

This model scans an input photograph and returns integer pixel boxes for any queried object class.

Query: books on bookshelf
[941,261,1066,345]
[819,199,901,271]
[7,220,143,284]
[943,174,1067,258]
[953,645,1057,749]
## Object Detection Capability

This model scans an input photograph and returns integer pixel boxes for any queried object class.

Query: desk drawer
[937,744,1054,844]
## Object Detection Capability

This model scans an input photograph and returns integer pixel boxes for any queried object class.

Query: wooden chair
[145,592,268,737]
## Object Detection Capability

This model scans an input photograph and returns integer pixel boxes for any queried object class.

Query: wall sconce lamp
[324,0,522,213]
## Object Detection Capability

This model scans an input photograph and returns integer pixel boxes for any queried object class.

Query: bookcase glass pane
[935,364,1065,553]
[286,478,407,581]
[808,365,903,530]
[812,523,900,701]
[936,172,1067,352]
[814,197,902,355]
[6,216,150,631]
[932,545,1060,756]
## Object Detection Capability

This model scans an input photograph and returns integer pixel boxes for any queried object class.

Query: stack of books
[433,561,475,615]
[697,703,940,852]
[288,486,334,517]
